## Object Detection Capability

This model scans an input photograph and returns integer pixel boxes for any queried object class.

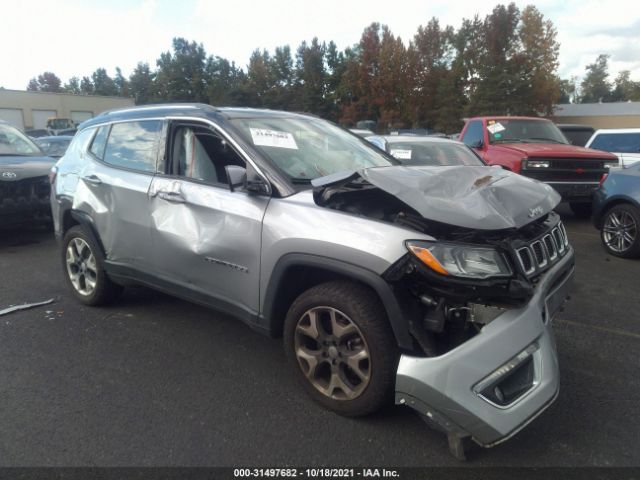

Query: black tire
[61,225,123,305]
[570,202,593,219]
[600,204,640,258]
[283,280,398,417]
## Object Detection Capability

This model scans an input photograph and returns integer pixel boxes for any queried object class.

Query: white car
[585,128,640,168]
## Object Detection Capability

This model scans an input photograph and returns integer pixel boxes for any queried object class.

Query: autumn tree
[580,54,612,103]
[27,72,62,92]
[516,5,560,114]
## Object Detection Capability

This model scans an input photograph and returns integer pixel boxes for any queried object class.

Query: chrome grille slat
[515,220,570,278]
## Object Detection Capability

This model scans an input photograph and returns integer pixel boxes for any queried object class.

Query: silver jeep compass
[50,104,574,458]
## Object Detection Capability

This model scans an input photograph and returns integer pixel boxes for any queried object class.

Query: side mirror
[471,139,484,149]
[225,165,246,192]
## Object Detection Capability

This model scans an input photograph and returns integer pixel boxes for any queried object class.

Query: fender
[260,253,417,350]
[70,210,107,261]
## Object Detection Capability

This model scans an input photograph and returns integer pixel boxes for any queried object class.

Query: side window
[169,123,245,185]
[463,121,483,147]
[103,120,162,172]
[89,125,109,159]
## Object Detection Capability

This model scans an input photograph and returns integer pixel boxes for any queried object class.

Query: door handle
[157,190,186,203]
[82,174,102,185]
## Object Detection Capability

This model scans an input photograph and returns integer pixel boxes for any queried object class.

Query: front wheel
[601,204,640,258]
[283,281,398,417]
[570,202,593,219]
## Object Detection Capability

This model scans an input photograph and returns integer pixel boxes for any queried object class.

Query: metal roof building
[551,102,640,129]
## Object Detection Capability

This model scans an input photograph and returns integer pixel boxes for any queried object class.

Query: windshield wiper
[291,178,312,184]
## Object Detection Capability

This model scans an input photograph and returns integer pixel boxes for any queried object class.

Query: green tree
[611,70,640,102]
[558,77,578,103]
[206,56,245,106]
[91,68,118,96]
[580,54,612,103]
[245,49,272,107]
[295,38,327,115]
[26,72,62,92]
[64,76,81,95]
[80,76,94,94]
[156,38,208,102]
[114,67,130,97]
[129,62,155,105]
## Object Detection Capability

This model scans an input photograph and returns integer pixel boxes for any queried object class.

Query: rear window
[102,121,162,172]
[590,133,640,153]
[387,141,484,166]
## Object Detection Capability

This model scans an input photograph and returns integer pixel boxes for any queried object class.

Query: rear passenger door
[77,120,163,269]
[148,120,270,318]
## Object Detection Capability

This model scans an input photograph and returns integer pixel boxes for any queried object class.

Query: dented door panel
[149,176,269,313]
[73,160,154,267]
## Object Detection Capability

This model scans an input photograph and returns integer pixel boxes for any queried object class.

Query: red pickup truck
[459,116,617,217]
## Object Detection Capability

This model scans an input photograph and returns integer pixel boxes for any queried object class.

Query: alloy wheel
[294,306,371,401]
[603,210,638,253]
[65,238,98,296]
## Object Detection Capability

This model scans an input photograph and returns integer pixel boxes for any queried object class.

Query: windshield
[590,133,640,153]
[386,140,484,166]
[486,119,569,145]
[35,138,72,157]
[230,117,396,181]
[0,124,42,156]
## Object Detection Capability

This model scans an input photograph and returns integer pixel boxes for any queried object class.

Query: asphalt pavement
[0,204,639,467]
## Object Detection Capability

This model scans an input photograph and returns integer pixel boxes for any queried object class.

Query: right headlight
[406,241,512,279]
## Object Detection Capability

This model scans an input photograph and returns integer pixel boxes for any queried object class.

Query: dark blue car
[592,164,640,258]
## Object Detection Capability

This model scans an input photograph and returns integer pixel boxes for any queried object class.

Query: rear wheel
[570,202,593,219]
[601,204,640,258]
[283,281,397,416]
[62,226,123,305]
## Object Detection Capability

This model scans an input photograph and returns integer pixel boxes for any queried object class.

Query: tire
[600,204,640,258]
[61,225,123,305]
[570,202,593,219]
[283,280,398,417]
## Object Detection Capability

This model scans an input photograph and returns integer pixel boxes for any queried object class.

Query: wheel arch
[596,196,640,228]
[260,254,416,350]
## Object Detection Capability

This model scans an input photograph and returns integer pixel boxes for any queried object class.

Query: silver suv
[51,104,574,458]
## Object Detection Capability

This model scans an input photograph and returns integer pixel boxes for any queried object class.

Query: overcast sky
[2,0,639,91]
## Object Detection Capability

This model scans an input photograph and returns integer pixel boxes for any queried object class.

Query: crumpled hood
[0,156,55,181]
[312,165,561,230]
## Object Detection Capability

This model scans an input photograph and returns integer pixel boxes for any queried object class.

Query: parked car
[46,117,76,135]
[557,124,595,147]
[593,163,640,258]
[459,116,616,218]
[585,128,640,168]
[0,121,56,226]
[51,105,574,458]
[34,136,73,158]
[366,135,485,166]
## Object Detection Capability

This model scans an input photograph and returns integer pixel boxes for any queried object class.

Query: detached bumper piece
[395,248,574,460]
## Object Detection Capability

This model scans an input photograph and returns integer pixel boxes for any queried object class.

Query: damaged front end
[313,166,574,458]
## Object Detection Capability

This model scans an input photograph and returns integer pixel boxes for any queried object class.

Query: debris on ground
[0,298,55,317]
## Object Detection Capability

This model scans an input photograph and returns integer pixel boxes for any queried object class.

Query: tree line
[24,3,640,133]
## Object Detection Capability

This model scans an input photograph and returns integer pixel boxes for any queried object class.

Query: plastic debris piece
[0,299,55,317]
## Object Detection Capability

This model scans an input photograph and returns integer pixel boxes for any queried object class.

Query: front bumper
[544,181,598,201]
[395,247,574,447]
